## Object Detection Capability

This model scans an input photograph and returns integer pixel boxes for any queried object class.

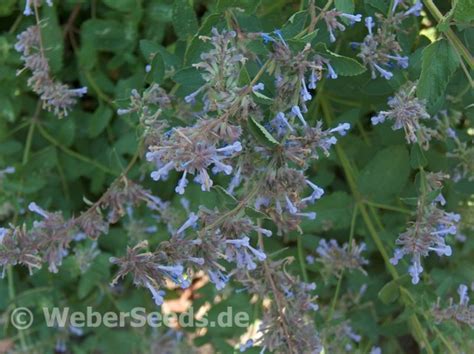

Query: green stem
[327,272,343,321]
[7,267,28,351]
[363,200,412,214]
[327,204,358,322]
[320,98,436,354]
[297,235,309,282]
[84,71,116,108]
[37,123,118,176]
[22,121,36,165]
[422,0,474,69]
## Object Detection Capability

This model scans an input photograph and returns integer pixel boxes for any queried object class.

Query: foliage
[0,0,473,353]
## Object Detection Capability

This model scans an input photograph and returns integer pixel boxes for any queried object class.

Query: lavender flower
[15,25,87,118]
[432,283,474,327]
[315,239,369,276]
[147,133,242,193]
[371,82,434,149]
[355,16,410,80]
[322,9,362,43]
[23,0,53,16]
[225,236,266,270]
[390,173,460,284]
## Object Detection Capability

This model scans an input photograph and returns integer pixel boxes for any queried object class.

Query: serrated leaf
[184,13,222,65]
[252,90,274,104]
[453,0,474,24]
[147,52,165,84]
[213,185,238,208]
[378,275,411,304]
[103,0,137,12]
[245,206,268,219]
[301,191,353,232]
[0,0,15,16]
[378,280,400,304]
[248,116,279,148]
[81,19,130,53]
[172,66,205,88]
[172,0,199,39]
[335,0,355,13]
[410,144,427,169]
[41,6,64,73]
[0,96,15,122]
[88,104,113,138]
[314,43,366,76]
[417,39,460,110]
[281,11,309,38]
[357,145,410,202]
[217,0,261,12]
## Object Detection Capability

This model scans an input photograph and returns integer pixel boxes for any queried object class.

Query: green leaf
[217,0,261,12]
[172,66,205,88]
[41,6,64,73]
[88,104,113,138]
[78,254,110,299]
[252,90,274,104]
[81,19,130,53]
[378,280,400,304]
[281,11,309,38]
[357,145,410,202]
[0,96,15,122]
[409,144,427,169]
[55,119,76,147]
[301,191,354,232]
[172,0,199,39]
[184,13,222,65]
[314,43,366,76]
[417,39,460,110]
[147,52,165,84]
[335,0,355,13]
[245,206,268,219]
[213,185,238,208]
[248,116,280,148]
[103,0,137,12]
[378,275,411,304]
[0,0,15,16]
[453,0,474,24]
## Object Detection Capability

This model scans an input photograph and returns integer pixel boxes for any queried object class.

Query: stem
[320,98,436,354]
[22,121,36,165]
[36,123,118,176]
[327,203,358,321]
[422,0,474,69]
[363,200,412,214]
[257,223,296,354]
[22,102,42,165]
[7,267,28,351]
[297,235,308,282]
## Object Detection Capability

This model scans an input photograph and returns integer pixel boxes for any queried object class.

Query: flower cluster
[185,29,247,113]
[353,1,422,80]
[371,82,435,148]
[262,32,339,111]
[307,239,369,276]
[236,259,321,353]
[432,284,474,327]
[15,23,87,118]
[390,173,460,284]
[321,9,362,43]
[0,179,163,275]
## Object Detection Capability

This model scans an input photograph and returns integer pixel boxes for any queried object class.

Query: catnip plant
[0,0,473,353]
